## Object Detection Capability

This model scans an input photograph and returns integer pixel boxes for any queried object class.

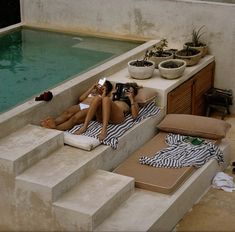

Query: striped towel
[139,133,224,168]
[68,101,161,149]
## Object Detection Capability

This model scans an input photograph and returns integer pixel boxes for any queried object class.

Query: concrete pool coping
[0,23,160,138]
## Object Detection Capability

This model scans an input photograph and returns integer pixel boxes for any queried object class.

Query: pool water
[0,28,141,113]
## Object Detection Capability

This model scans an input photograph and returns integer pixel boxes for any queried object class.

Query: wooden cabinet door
[167,78,194,114]
[167,61,214,115]
[192,62,214,115]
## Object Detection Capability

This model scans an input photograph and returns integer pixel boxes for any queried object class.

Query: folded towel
[212,172,235,192]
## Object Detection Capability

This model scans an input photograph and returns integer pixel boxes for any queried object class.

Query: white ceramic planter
[158,59,186,79]
[128,60,155,79]
[149,52,173,68]
[175,48,202,66]
[184,43,208,57]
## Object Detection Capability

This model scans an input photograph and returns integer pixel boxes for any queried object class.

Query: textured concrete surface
[0,117,235,231]
[54,170,134,231]
[176,115,235,232]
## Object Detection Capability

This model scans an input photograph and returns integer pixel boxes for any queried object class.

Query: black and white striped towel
[68,101,161,149]
[139,133,224,168]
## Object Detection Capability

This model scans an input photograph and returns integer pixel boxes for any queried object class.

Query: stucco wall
[21,0,235,113]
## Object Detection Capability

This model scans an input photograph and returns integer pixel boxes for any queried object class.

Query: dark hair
[105,80,113,95]
[125,82,140,96]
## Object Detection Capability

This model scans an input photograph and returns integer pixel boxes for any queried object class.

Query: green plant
[181,46,200,56]
[130,50,153,67]
[191,26,205,47]
[149,39,170,57]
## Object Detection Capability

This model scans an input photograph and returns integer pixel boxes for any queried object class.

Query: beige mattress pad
[114,132,196,194]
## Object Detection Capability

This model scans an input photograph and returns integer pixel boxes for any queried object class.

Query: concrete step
[10,112,164,231]
[15,145,102,202]
[53,170,134,231]
[0,124,63,175]
[95,188,169,232]
[14,112,163,218]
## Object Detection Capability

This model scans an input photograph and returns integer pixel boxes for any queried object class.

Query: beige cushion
[135,87,158,106]
[157,114,231,140]
[114,132,195,194]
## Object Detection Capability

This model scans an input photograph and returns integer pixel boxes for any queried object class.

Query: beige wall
[21,0,235,112]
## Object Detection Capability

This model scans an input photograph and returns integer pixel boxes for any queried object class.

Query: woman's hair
[125,82,141,96]
[105,80,113,95]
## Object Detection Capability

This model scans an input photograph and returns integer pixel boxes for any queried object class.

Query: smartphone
[98,78,106,87]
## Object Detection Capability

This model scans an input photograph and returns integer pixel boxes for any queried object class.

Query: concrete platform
[0,31,230,231]
[0,110,163,231]
[96,140,230,232]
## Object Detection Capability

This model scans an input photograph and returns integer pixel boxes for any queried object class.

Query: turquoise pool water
[0,28,141,113]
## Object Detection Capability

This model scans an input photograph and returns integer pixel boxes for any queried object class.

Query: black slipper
[233,167,235,174]
[232,161,235,167]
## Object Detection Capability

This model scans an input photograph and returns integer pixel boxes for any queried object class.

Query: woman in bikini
[76,82,140,141]
[41,79,113,131]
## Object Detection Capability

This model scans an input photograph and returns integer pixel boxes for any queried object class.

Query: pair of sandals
[35,91,53,101]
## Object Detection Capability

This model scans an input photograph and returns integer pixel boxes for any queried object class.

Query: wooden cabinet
[167,61,214,116]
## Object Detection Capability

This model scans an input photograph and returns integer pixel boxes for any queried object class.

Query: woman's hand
[125,87,135,101]
[92,82,104,96]
[125,87,139,118]
[78,83,97,102]
[101,85,107,97]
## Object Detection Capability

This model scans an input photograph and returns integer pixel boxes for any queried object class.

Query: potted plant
[158,59,187,79]
[148,39,174,68]
[184,26,208,57]
[175,47,202,66]
[128,50,155,79]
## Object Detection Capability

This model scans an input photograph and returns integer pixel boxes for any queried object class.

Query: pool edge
[0,35,160,138]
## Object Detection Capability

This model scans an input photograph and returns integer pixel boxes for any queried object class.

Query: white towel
[212,172,235,192]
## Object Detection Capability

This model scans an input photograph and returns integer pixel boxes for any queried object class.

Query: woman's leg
[97,97,111,141]
[75,96,102,135]
[41,105,81,128]
[54,105,81,125]
[56,109,88,131]
[98,98,126,141]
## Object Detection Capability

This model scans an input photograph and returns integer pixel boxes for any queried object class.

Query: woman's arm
[130,100,139,119]
[78,83,97,103]
[126,90,139,119]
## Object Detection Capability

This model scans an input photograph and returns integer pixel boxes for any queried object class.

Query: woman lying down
[41,79,141,141]
[75,82,141,141]
[41,78,113,131]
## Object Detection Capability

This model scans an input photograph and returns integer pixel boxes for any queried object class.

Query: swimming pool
[0,28,141,113]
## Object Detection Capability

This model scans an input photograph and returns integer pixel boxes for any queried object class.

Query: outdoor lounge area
[0,0,235,231]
